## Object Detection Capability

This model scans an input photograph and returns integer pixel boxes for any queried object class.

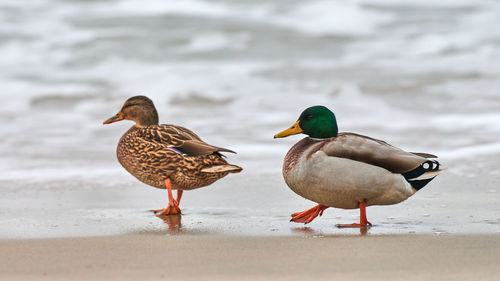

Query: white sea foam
[438,142,500,160]
[272,0,393,36]
[95,0,231,17]
[185,33,249,52]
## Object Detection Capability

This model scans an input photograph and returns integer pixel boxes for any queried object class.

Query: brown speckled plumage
[117,125,240,190]
[104,96,242,192]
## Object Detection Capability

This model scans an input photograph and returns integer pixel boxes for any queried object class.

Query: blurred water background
[0,0,499,238]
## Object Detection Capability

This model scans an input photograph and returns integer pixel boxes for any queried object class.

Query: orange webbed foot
[151,201,181,216]
[290,204,329,224]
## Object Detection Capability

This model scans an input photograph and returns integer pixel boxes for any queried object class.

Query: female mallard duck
[103,96,242,216]
[274,106,442,227]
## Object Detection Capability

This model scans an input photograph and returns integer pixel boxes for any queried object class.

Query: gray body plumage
[283,133,441,209]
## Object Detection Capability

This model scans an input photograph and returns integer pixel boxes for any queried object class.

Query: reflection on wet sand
[291,227,317,235]
[157,212,372,236]
[359,226,369,236]
[157,214,182,232]
[291,225,371,236]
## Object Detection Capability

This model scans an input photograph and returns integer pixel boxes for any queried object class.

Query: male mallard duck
[274,106,442,227]
[103,96,242,216]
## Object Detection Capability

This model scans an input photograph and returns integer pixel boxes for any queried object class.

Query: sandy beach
[1,234,498,281]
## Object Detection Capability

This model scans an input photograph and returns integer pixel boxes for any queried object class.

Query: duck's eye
[305,114,314,120]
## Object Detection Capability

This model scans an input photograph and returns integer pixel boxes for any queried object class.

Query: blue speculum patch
[168,147,184,154]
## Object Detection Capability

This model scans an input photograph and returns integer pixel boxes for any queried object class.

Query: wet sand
[1,171,498,238]
[1,234,498,281]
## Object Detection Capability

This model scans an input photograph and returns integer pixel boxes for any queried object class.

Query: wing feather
[136,124,235,156]
[320,132,429,174]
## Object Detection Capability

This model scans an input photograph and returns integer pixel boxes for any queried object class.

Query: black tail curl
[402,160,441,191]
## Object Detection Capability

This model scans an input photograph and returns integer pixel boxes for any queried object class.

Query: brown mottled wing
[320,132,428,174]
[137,124,235,156]
[164,124,203,141]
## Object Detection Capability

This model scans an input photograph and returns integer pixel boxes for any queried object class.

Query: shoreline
[2,234,498,280]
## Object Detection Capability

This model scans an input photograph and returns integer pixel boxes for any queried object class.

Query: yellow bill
[274,120,303,138]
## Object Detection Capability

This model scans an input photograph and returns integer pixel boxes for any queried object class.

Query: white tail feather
[202,165,242,173]
[412,169,443,180]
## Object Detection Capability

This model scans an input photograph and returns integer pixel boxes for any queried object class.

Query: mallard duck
[103,95,242,216]
[274,106,442,227]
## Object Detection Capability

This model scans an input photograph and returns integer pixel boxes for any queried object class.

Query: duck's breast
[116,126,175,189]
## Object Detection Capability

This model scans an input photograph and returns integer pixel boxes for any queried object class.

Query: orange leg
[290,204,329,224]
[337,201,372,228]
[151,179,182,216]
[176,190,183,205]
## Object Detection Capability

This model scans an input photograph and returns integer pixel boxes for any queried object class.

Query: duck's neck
[134,110,159,127]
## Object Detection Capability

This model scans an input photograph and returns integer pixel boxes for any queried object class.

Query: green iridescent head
[274,106,338,139]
